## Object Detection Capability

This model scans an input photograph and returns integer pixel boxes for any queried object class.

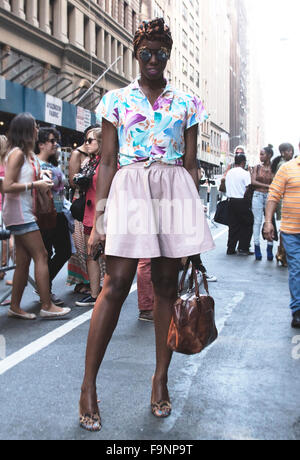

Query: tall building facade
[0,0,140,144]
[227,0,248,154]
[1,0,259,169]
[141,0,231,174]
[247,47,265,166]
[246,3,266,166]
[199,0,230,172]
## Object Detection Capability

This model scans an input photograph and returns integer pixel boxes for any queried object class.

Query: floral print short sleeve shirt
[96,78,208,168]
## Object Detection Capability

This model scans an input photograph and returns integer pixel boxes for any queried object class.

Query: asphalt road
[0,223,299,441]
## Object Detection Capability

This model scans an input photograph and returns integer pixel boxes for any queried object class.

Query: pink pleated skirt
[98,162,215,259]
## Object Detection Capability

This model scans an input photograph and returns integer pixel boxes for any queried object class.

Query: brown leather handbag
[167,258,218,355]
[35,188,57,231]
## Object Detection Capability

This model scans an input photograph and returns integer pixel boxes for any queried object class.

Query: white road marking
[0,310,92,376]
[0,282,137,375]
[0,225,227,375]
[212,228,228,241]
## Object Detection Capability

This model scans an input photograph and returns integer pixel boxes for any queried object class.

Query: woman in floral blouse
[79,18,215,432]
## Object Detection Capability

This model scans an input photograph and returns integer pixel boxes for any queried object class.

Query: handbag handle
[178,257,210,297]
[178,258,191,293]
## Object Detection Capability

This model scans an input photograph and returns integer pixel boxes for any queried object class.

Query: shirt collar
[130,77,174,98]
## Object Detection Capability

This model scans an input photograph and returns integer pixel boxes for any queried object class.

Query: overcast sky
[246,0,300,155]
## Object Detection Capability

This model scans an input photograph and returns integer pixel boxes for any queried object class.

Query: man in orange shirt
[263,153,300,328]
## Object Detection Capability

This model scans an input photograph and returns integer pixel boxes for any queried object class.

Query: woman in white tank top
[2,113,71,320]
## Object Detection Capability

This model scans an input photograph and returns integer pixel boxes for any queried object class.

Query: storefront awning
[0,79,97,132]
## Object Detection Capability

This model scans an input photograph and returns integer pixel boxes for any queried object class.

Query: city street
[0,223,299,441]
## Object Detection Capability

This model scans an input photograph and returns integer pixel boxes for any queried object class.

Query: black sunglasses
[85,137,96,144]
[138,47,170,63]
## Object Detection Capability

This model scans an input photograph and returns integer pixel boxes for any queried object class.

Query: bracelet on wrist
[264,221,272,224]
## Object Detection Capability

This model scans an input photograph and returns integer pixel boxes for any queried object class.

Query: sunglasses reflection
[138,47,170,63]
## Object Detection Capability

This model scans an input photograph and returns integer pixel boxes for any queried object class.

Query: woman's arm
[3,149,53,193]
[68,149,82,189]
[263,200,278,241]
[3,149,26,193]
[88,118,119,254]
[183,124,199,190]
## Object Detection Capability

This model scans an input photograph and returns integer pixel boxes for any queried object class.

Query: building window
[67,3,75,41]
[182,56,188,75]
[182,30,188,48]
[118,0,122,23]
[182,2,188,20]
[123,1,128,28]
[190,39,194,57]
[49,0,55,35]
[84,16,89,51]
[132,10,136,35]
[189,13,194,33]
[111,0,116,18]
[190,65,194,83]
[96,26,102,59]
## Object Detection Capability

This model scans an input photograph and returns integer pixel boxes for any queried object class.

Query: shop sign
[45,94,62,125]
[76,106,91,132]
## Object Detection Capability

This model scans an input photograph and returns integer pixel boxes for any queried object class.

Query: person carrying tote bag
[214,199,229,226]
[167,256,218,355]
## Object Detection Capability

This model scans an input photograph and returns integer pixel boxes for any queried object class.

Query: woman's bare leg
[15,231,65,312]
[84,234,101,298]
[151,257,180,406]
[9,235,31,314]
[80,256,138,415]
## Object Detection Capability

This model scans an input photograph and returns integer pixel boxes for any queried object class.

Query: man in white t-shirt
[225,154,254,255]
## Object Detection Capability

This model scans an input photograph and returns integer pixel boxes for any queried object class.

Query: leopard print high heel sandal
[79,399,101,432]
[79,411,101,432]
[151,376,172,418]
[151,400,172,418]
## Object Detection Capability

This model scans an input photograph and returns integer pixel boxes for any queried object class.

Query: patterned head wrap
[133,17,173,57]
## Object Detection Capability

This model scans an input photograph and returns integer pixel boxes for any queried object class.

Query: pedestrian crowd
[0,16,299,435]
[221,141,300,330]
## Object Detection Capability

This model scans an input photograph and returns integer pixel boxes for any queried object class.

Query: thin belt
[120,160,182,170]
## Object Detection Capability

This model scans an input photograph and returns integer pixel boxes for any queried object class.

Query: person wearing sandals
[78,18,215,431]
[2,113,70,319]
[75,127,106,307]
[36,127,72,306]
[67,124,101,293]
[251,144,275,261]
